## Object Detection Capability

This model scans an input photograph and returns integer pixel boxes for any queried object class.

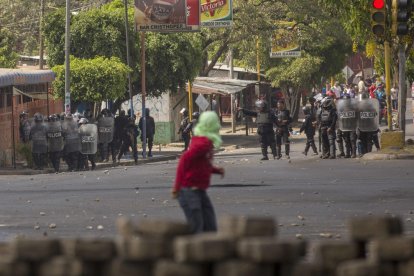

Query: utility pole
[39,0,45,69]
[384,41,393,130]
[141,32,147,158]
[398,44,407,135]
[123,0,134,117]
[229,48,235,133]
[64,0,71,114]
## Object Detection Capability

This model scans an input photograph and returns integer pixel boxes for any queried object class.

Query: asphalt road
[0,145,413,242]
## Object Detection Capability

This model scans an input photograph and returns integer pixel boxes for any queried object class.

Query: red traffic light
[372,0,385,9]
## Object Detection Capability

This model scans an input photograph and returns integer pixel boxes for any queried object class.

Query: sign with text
[270,21,301,58]
[200,0,233,28]
[134,0,196,32]
[186,0,200,30]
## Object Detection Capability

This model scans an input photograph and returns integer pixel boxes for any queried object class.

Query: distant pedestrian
[172,111,224,233]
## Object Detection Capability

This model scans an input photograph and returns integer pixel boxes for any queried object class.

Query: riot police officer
[337,95,358,158]
[62,113,81,171]
[118,116,139,164]
[178,108,190,151]
[19,111,31,143]
[139,108,155,157]
[239,100,277,160]
[47,114,64,172]
[300,106,318,156]
[318,97,338,159]
[357,94,380,155]
[183,112,200,136]
[78,118,97,170]
[30,113,48,170]
[274,100,292,159]
[97,109,115,162]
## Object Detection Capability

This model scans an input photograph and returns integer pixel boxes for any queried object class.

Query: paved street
[0,134,413,241]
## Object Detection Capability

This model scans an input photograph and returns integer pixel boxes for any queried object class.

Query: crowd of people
[19,108,155,172]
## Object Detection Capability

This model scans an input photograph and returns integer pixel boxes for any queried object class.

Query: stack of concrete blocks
[0,215,414,276]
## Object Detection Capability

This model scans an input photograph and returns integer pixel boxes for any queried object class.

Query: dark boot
[148,149,153,157]
[329,141,336,159]
[285,144,290,159]
[338,141,345,157]
[311,143,318,155]
[270,143,277,159]
[303,144,310,156]
[261,147,269,161]
[276,145,282,160]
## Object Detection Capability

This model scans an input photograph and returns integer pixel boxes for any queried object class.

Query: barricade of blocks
[0,215,413,276]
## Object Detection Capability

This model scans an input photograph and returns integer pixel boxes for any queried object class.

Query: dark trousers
[49,151,61,172]
[259,130,276,158]
[118,138,138,162]
[78,154,96,170]
[304,133,317,154]
[182,134,190,151]
[142,135,154,156]
[178,189,217,234]
[321,127,336,158]
[342,131,357,157]
[65,151,79,171]
[358,131,370,155]
[32,153,45,170]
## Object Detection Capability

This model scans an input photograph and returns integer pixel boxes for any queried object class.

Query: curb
[0,154,179,176]
[362,152,414,160]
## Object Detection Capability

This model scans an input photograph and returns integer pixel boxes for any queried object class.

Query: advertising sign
[135,0,196,32]
[200,0,233,28]
[270,21,301,58]
[186,0,200,30]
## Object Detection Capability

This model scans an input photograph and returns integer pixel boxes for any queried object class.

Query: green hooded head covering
[194,111,222,149]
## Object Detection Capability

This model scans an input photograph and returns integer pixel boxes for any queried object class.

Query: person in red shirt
[172,111,224,233]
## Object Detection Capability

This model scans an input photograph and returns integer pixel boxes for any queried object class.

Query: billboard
[134,0,199,32]
[200,0,233,28]
[270,21,301,58]
[186,0,200,30]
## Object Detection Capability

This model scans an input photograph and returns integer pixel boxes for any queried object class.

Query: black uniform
[118,118,139,163]
[139,109,156,157]
[178,116,190,151]
[274,109,292,159]
[319,102,338,159]
[113,112,129,160]
[241,108,277,160]
[300,114,318,156]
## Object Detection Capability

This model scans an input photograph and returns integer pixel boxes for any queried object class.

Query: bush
[17,143,33,168]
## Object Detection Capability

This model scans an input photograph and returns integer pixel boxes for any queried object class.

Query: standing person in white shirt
[332,81,342,99]
[358,76,366,94]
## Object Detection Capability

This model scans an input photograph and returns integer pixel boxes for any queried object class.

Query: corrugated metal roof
[0,69,55,88]
[192,77,257,95]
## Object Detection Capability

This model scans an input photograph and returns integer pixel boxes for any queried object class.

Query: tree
[52,56,130,104]
[43,0,203,105]
[0,28,18,68]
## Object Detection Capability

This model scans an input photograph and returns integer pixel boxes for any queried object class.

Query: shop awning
[0,69,55,88]
[191,77,257,95]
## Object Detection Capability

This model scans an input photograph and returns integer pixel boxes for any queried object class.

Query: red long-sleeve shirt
[173,136,221,192]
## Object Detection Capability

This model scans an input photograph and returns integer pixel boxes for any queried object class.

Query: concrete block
[174,233,235,262]
[237,238,305,263]
[218,216,276,238]
[11,239,60,261]
[312,241,360,272]
[0,260,30,276]
[368,237,414,262]
[37,257,85,276]
[116,236,168,261]
[108,259,151,276]
[380,131,404,149]
[136,220,190,238]
[62,239,115,262]
[116,218,138,238]
[336,260,379,276]
[292,263,323,276]
[213,260,274,276]
[399,259,414,276]
[349,216,403,242]
[154,260,207,276]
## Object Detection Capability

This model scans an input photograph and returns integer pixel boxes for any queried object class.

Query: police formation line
[19,108,155,172]
[239,95,380,160]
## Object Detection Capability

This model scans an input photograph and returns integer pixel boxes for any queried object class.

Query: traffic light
[392,0,412,36]
[371,0,386,37]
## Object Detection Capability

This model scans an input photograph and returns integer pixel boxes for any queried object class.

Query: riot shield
[337,99,358,131]
[30,122,48,154]
[357,99,379,132]
[62,119,81,153]
[47,121,64,152]
[79,124,98,155]
[98,116,114,143]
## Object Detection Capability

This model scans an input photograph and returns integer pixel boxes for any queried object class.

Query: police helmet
[48,114,58,122]
[322,98,334,109]
[78,118,89,125]
[302,106,310,115]
[192,112,200,119]
[34,112,43,122]
[145,108,150,116]
[255,100,266,109]
[180,108,188,116]
[65,113,73,120]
